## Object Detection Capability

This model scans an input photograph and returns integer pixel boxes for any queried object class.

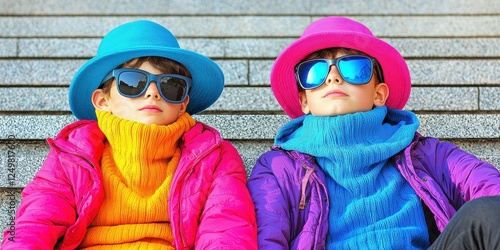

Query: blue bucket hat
[69,20,224,120]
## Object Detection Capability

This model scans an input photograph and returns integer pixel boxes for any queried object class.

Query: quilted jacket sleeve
[433,138,500,201]
[1,149,77,249]
[407,137,500,208]
[194,140,258,250]
[247,151,293,250]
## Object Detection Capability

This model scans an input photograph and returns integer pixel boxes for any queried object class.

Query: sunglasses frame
[294,55,384,90]
[100,68,192,104]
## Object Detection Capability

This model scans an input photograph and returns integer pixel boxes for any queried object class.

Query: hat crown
[97,20,180,56]
[302,16,374,37]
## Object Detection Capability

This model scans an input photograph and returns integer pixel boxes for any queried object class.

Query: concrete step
[1,16,500,38]
[2,37,500,59]
[1,114,500,141]
[2,0,499,15]
[1,59,499,86]
[1,86,500,112]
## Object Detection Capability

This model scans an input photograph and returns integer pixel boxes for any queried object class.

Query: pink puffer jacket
[2,120,257,249]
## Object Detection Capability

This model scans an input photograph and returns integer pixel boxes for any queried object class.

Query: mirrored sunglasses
[294,55,384,89]
[101,68,192,103]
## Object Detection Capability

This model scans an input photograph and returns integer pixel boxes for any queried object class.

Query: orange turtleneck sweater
[78,110,195,249]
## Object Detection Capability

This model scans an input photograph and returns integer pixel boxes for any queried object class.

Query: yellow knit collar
[96,110,196,162]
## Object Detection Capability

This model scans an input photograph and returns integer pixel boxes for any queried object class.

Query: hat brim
[271,31,411,119]
[69,46,224,120]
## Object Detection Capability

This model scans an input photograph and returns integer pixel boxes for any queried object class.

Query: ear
[373,83,389,107]
[298,91,310,114]
[178,95,190,116]
[92,89,110,111]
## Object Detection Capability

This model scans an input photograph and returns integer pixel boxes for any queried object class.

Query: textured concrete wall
[1,0,499,243]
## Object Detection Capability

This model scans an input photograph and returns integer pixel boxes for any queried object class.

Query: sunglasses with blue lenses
[294,55,384,89]
[101,68,192,104]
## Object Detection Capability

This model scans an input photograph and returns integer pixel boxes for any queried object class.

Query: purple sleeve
[247,152,292,250]
[435,140,500,201]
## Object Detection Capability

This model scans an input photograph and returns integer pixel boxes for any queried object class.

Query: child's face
[298,51,388,116]
[92,60,189,125]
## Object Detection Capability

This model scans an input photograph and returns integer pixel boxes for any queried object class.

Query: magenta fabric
[2,120,257,249]
[270,16,411,118]
[248,133,500,249]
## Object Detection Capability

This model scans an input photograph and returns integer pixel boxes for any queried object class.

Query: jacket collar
[51,120,106,164]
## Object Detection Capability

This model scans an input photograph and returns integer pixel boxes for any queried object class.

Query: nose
[144,81,161,100]
[324,65,343,85]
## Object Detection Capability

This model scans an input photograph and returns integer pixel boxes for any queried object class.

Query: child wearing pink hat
[2,20,257,249]
[247,16,500,249]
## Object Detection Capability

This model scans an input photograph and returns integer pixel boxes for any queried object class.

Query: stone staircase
[1,0,499,242]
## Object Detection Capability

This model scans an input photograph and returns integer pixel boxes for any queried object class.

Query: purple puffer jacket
[247,133,500,250]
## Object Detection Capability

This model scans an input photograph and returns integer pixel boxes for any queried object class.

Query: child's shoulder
[49,120,105,155]
[412,133,447,150]
[259,146,293,159]
[408,133,465,159]
[257,146,316,170]
[54,119,101,141]
[251,147,326,189]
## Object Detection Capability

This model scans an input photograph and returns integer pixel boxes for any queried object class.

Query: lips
[140,105,162,112]
[324,89,347,98]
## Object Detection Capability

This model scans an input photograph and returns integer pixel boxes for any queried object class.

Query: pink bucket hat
[271,16,411,118]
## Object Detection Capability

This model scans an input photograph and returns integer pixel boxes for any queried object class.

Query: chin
[311,110,349,116]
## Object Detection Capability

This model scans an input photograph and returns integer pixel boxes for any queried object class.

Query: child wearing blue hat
[2,20,257,249]
[248,16,500,249]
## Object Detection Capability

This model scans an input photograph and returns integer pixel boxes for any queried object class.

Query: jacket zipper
[299,163,314,209]
[398,151,449,228]
[177,139,217,249]
[178,167,194,249]
[49,139,100,249]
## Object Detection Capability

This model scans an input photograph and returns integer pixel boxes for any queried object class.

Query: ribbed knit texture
[276,106,429,249]
[78,110,196,249]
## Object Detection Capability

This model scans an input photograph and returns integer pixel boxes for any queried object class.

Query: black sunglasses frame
[100,68,192,104]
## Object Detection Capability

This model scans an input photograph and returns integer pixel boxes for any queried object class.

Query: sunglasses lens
[159,77,188,102]
[297,56,375,88]
[338,57,373,84]
[117,71,148,97]
[298,60,329,89]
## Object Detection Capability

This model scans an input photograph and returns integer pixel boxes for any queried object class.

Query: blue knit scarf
[276,106,429,249]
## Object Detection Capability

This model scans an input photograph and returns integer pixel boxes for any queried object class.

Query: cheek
[305,91,322,105]
[107,94,134,113]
